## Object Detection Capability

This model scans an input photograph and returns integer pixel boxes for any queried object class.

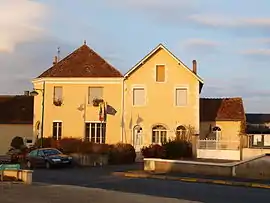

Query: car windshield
[43,149,62,156]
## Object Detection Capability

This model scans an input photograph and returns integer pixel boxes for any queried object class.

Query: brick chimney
[192,60,197,74]
[53,56,58,65]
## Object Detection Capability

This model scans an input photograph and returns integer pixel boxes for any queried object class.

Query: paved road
[1,164,270,203]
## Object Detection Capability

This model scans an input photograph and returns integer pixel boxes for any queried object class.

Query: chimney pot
[53,56,58,65]
[192,60,197,74]
[24,91,30,96]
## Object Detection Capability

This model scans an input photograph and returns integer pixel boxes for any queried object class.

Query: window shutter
[54,87,62,101]
[156,65,165,82]
[133,88,145,106]
[176,88,187,106]
[89,87,103,104]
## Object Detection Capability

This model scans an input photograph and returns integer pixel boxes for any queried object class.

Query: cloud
[201,77,270,112]
[182,38,221,56]
[107,0,199,23]
[0,38,74,94]
[110,0,196,10]
[189,14,270,29]
[184,39,220,48]
[241,49,270,56]
[0,0,49,53]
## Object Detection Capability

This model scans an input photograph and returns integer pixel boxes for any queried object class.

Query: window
[152,125,167,144]
[176,125,187,140]
[212,126,221,140]
[53,86,63,102]
[133,88,145,106]
[88,87,103,104]
[29,150,38,157]
[156,65,165,82]
[175,88,187,106]
[37,150,45,157]
[52,122,62,140]
[85,122,106,144]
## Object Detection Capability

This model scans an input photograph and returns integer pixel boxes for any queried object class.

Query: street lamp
[30,81,45,148]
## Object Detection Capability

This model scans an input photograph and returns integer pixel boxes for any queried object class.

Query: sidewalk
[112,170,270,189]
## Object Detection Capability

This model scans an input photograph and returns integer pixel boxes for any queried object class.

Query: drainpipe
[121,78,125,142]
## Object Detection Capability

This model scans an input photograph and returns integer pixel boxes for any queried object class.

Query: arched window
[176,125,186,140]
[152,125,167,144]
[212,126,221,140]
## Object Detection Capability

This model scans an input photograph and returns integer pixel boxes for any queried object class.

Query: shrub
[162,139,192,159]
[10,136,25,149]
[59,138,82,154]
[34,137,57,148]
[108,143,136,164]
[141,140,193,159]
[141,144,166,158]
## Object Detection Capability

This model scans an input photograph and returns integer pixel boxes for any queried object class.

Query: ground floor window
[85,122,106,143]
[152,125,167,144]
[52,122,62,140]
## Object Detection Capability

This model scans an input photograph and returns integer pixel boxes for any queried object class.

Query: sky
[1,0,270,113]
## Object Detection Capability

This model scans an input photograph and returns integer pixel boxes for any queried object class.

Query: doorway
[133,125,143,152]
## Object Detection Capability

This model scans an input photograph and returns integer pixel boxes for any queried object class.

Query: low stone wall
[197,149,240,161]
[144,158,233,177]
[145,154,270,180]
[243,148,270,160]
[2,170,33,184]
[234,154,270,180]
[70,153,108,166]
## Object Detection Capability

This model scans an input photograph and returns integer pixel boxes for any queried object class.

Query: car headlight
[52,158,61,162]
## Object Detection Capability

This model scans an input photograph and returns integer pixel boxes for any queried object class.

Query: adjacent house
[0,93,33,154]
[199,97,246,143]
[197,98,246,160]
[245,113,270,148]
[32,43,204,151]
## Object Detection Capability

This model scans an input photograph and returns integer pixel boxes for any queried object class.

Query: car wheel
[26,161,32,169]
[45,161,51,169]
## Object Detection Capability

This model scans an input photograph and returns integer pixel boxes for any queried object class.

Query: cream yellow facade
[0,124,33,154]
[200,121,242,141]
[32,78,123,144]
[32,44,203,150]
[123,46,202,149]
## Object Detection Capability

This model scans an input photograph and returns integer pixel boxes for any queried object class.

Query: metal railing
[197,139,240,150]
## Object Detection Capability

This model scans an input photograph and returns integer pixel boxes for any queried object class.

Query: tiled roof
[0,95,33,124]
[200,97,245,121]
[38,44,123,78]
[245,114,270,124]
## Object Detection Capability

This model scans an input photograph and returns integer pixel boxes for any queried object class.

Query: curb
[112,172,270,189]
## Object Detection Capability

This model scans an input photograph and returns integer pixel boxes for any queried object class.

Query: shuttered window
[88,87,103,104]
[156,65,165,82]
[133,88,145,106]
[53,86,63,101]
[176,88,187,106]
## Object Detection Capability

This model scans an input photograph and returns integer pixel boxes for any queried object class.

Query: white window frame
[88,86,104,105]
[212,126,222,140]
[152,125,168,145]
[53,86,63,102]
[174,86,189,107]
[85,122,106,144]
[176,125,187,138]
[155,64,166,83]
[132,86,146,107]
[52,121,62,140]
